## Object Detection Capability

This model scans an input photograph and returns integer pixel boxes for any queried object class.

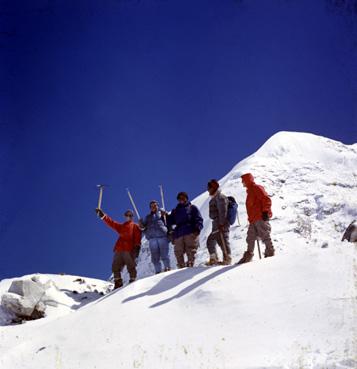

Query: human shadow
[122,267,209,304]
[149,265,237,308]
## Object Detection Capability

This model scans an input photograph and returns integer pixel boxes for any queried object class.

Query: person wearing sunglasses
[96,208,142,289]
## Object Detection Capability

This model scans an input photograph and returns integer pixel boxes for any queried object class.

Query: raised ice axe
[159,184,167,224]
[126,188,141,219]
[96,184,107,211]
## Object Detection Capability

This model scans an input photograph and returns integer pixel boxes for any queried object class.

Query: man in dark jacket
[237,173,275,264]
[96,208,142,289]
[167,192,203,268]
[139,200,170,274]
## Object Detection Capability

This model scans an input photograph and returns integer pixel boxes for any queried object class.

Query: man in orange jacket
[96,208,142,289]
[237,173,275,264]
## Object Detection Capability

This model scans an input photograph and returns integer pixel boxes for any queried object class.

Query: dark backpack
[227,196,238,225]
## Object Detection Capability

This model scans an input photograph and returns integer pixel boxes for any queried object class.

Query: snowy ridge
[0,131,356,369]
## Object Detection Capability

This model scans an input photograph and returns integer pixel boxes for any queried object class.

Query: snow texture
[0,131,356,369]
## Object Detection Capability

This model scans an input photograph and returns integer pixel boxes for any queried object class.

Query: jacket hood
[241,173,255,186]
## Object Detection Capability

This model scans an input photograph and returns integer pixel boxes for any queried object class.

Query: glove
[262,212,269,221]
[138,219,145,229]
[96,208,105,218]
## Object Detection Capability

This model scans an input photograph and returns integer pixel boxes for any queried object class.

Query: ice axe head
[96,184,108,210]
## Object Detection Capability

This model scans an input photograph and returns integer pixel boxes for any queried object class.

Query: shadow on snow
[122,268,208,304]
[120,265,238,307]
[149,265,237,308]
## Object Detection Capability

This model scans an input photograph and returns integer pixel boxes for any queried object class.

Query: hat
[241,173,255,184]
[124,209,134,217]
[177,192,189,201]
[207,179,219,189]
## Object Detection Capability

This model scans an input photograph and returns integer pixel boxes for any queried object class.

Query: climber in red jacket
[96,208,142,289]
[237,173,275,264]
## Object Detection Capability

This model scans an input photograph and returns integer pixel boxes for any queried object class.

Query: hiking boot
[264,248,275,258]
[206,253,219,266]
[129,278,136,283]
[222,255,232,265]
[177,263,185,269]
[186,261,194,267]
[164,267,171,272]
[114,279,123,290]
[236,251,254,265]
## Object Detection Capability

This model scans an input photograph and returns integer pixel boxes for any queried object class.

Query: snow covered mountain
[136,131,357,276]
[0,131,356,369]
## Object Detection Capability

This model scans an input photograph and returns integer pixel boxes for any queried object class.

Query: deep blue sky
[1,0,356,280]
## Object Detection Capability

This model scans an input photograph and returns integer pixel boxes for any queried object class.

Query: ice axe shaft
[97,185,105,210]
[159,184,166,211]
[236,212,241,227]
[219,231,228,260]
[159,184,167,225]
[126,189,140,219]
[257,239,262,259]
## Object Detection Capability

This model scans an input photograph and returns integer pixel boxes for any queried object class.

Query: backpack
[227,196,238,225]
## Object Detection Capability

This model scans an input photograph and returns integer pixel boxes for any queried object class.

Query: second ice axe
[96,184,107,210]
[126,188,141,219]
[159,184,167,224]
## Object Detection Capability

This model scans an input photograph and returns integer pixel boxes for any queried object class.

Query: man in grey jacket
[206,179,232,265]
[139,200,171,274]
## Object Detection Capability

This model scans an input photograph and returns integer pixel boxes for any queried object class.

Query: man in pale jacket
[206,179,232,265]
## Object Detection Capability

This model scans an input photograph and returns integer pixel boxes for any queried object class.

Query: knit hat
[124,209,134,217]
[176,192,189,201]
[149,200,159,207]
[207,179,219,189]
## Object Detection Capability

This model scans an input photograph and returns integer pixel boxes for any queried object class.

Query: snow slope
[0,131,356,369]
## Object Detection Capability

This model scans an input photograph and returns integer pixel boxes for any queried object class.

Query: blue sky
[1,0,356,280]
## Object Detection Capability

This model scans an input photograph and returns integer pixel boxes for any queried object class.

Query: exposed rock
[9,279,46,302]
[342,220,357,242]
[73,278,86,284]
[2,292,46,321]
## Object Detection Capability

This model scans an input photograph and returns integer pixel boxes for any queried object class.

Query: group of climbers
[95,173,275,289]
